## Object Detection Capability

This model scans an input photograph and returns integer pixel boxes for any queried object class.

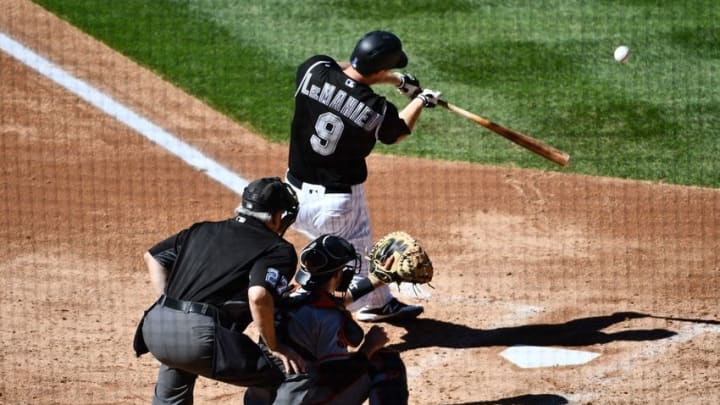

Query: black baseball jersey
[288,55,411,186]
[148,215,297,306]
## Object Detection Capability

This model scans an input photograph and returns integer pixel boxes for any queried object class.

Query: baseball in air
[614,45,630,63]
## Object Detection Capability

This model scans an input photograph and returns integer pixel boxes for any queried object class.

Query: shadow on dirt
[440,394,568,405]
[387,311,697,351]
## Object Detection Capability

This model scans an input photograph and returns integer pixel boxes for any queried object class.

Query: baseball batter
[285,30,442,322]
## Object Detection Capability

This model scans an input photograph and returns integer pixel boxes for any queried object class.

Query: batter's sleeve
[377,101,410,144]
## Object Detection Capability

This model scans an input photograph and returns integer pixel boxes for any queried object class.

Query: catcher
[244,232,432,404]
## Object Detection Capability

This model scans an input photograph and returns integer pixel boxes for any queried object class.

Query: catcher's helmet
[240,177,298,235]
[295,235,360,292]
[350,30,408,76]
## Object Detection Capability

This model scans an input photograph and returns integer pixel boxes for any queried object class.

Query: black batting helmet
[295,235,360,292]
[241,177,298,235]
[350,30,408,76]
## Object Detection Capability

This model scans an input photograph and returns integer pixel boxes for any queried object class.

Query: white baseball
[614,45,630,63]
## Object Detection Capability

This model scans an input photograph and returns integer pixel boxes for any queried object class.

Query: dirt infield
[2,1,719,404]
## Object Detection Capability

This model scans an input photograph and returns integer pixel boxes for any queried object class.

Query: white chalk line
[0,32,248,195]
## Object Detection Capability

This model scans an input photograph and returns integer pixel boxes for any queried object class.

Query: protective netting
[1,1,718,403]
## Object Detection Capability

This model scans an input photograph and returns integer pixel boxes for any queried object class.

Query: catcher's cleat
[355,298,423,322]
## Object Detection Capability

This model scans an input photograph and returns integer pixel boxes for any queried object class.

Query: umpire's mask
[240,177,299,236]
[295,235,360,292]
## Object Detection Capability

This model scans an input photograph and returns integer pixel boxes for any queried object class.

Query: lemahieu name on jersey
[299,72,383,131]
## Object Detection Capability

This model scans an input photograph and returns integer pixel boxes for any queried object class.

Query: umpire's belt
[159,295,221,319]
[286,171,352,194]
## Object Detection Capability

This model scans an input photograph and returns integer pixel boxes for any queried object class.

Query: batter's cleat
[355,298,423,322]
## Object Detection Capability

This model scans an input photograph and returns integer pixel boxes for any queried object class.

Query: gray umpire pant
[142,304,215,405]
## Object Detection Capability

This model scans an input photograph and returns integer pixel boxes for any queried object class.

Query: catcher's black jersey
[288,55,411,186]
[148,215,297,306]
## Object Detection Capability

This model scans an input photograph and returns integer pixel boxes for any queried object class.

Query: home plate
[500,346,600,368]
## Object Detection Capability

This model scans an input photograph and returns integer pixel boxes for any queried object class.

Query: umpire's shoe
[356,298,423,322]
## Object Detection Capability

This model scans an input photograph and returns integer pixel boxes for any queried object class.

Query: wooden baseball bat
[436,100,570,167]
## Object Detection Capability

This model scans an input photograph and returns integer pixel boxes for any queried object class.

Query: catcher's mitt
[368,231,433,285]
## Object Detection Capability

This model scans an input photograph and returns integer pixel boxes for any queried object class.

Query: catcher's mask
[350,30,408,76]
[240,177,299,236]
[295,235,360,293]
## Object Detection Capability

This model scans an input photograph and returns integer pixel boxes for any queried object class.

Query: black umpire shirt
[288,55,411,187]
[148,215,297,307]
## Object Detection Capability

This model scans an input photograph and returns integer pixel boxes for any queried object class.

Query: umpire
[133,177,306,405]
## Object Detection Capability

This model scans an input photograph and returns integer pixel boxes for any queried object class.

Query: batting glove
[416,88,442,108]
[396,73,421,98]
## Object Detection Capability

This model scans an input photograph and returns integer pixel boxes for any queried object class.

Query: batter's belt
[286,171,352,194]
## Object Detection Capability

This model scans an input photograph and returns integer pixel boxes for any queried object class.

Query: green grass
[32,0,720,187]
